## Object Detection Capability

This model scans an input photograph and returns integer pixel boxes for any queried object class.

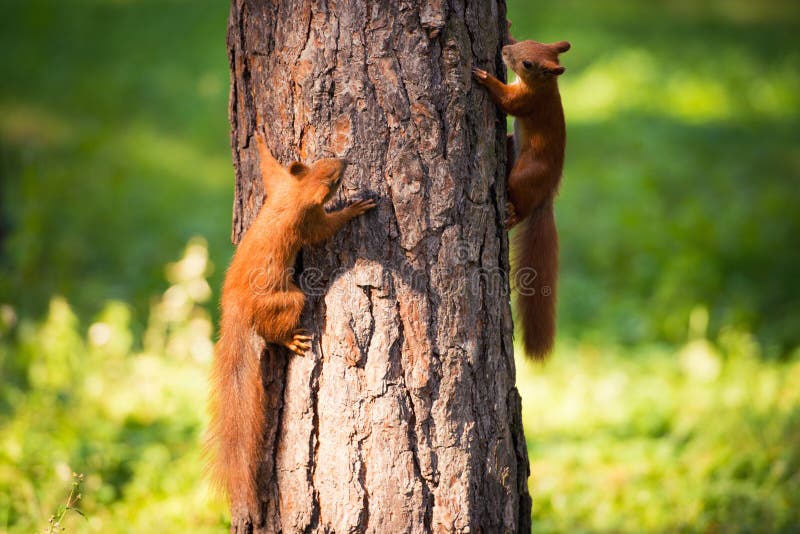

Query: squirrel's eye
[522,60,532,69]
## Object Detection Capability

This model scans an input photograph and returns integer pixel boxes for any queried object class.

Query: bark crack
[303,305,325,533]
[264,347,289,529]
[393,299,434,531]
[228,0,243,244]
[360,286,375,366]
[356,434,371,532]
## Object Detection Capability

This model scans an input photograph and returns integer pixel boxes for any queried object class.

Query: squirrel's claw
[350,199,377,216]
[285,341,308,356]
[504,202,520,230]
[289,341,311,353]
[283,330,314,355]
[357,199,377,209]
[472,67,489,81]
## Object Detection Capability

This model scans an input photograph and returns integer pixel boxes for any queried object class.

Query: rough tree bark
[227,1,530,532]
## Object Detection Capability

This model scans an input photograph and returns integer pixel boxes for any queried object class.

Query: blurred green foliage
[0,0,798,532]
[0,0,233,327]
[0,241,226,532]
[508,0,800,353]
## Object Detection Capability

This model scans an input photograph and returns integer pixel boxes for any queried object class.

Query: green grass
[0,0,799,532]
[520,340,800,533]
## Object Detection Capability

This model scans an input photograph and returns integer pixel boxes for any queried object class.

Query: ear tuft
[288,161,309,178]
[551,40,571,54]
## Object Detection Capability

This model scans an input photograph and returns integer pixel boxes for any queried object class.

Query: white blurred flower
[88,322,113,346]
[0,304,17,329]
[679,339,722,383]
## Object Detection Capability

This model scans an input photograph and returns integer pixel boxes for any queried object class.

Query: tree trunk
[227,1,530,532]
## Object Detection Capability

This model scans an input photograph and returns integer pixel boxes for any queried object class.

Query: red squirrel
[206,131,375,518]
[473,36,570,359]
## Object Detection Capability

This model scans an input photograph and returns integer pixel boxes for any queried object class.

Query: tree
[226,1,530,532]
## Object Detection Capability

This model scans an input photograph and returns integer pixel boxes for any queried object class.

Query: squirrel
[473,35,570,359]
[206,130,376,519]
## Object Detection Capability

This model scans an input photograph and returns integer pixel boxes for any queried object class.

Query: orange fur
[206,131,375,520]
[473,37,570,359]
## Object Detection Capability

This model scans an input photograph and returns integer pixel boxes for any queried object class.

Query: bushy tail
[514,202,558,359]
[205,311,264,518]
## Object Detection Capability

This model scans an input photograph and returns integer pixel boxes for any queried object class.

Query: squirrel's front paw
[349,199,377,217]
[282,330,313,356]
[504,202,520,230]
[472,67,489,81]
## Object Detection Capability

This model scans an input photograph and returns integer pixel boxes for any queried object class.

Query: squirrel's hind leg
[507,151,558,221]
[253,286,306,345]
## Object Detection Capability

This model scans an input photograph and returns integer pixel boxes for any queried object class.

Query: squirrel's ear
[551,40,571,54]
[288,161,310,178]
[542,60,565,76]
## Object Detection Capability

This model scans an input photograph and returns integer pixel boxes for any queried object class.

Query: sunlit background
[1,0,798,532]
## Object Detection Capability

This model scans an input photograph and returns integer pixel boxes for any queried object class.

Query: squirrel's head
[501,40,570,86]
[287,157,347,205]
